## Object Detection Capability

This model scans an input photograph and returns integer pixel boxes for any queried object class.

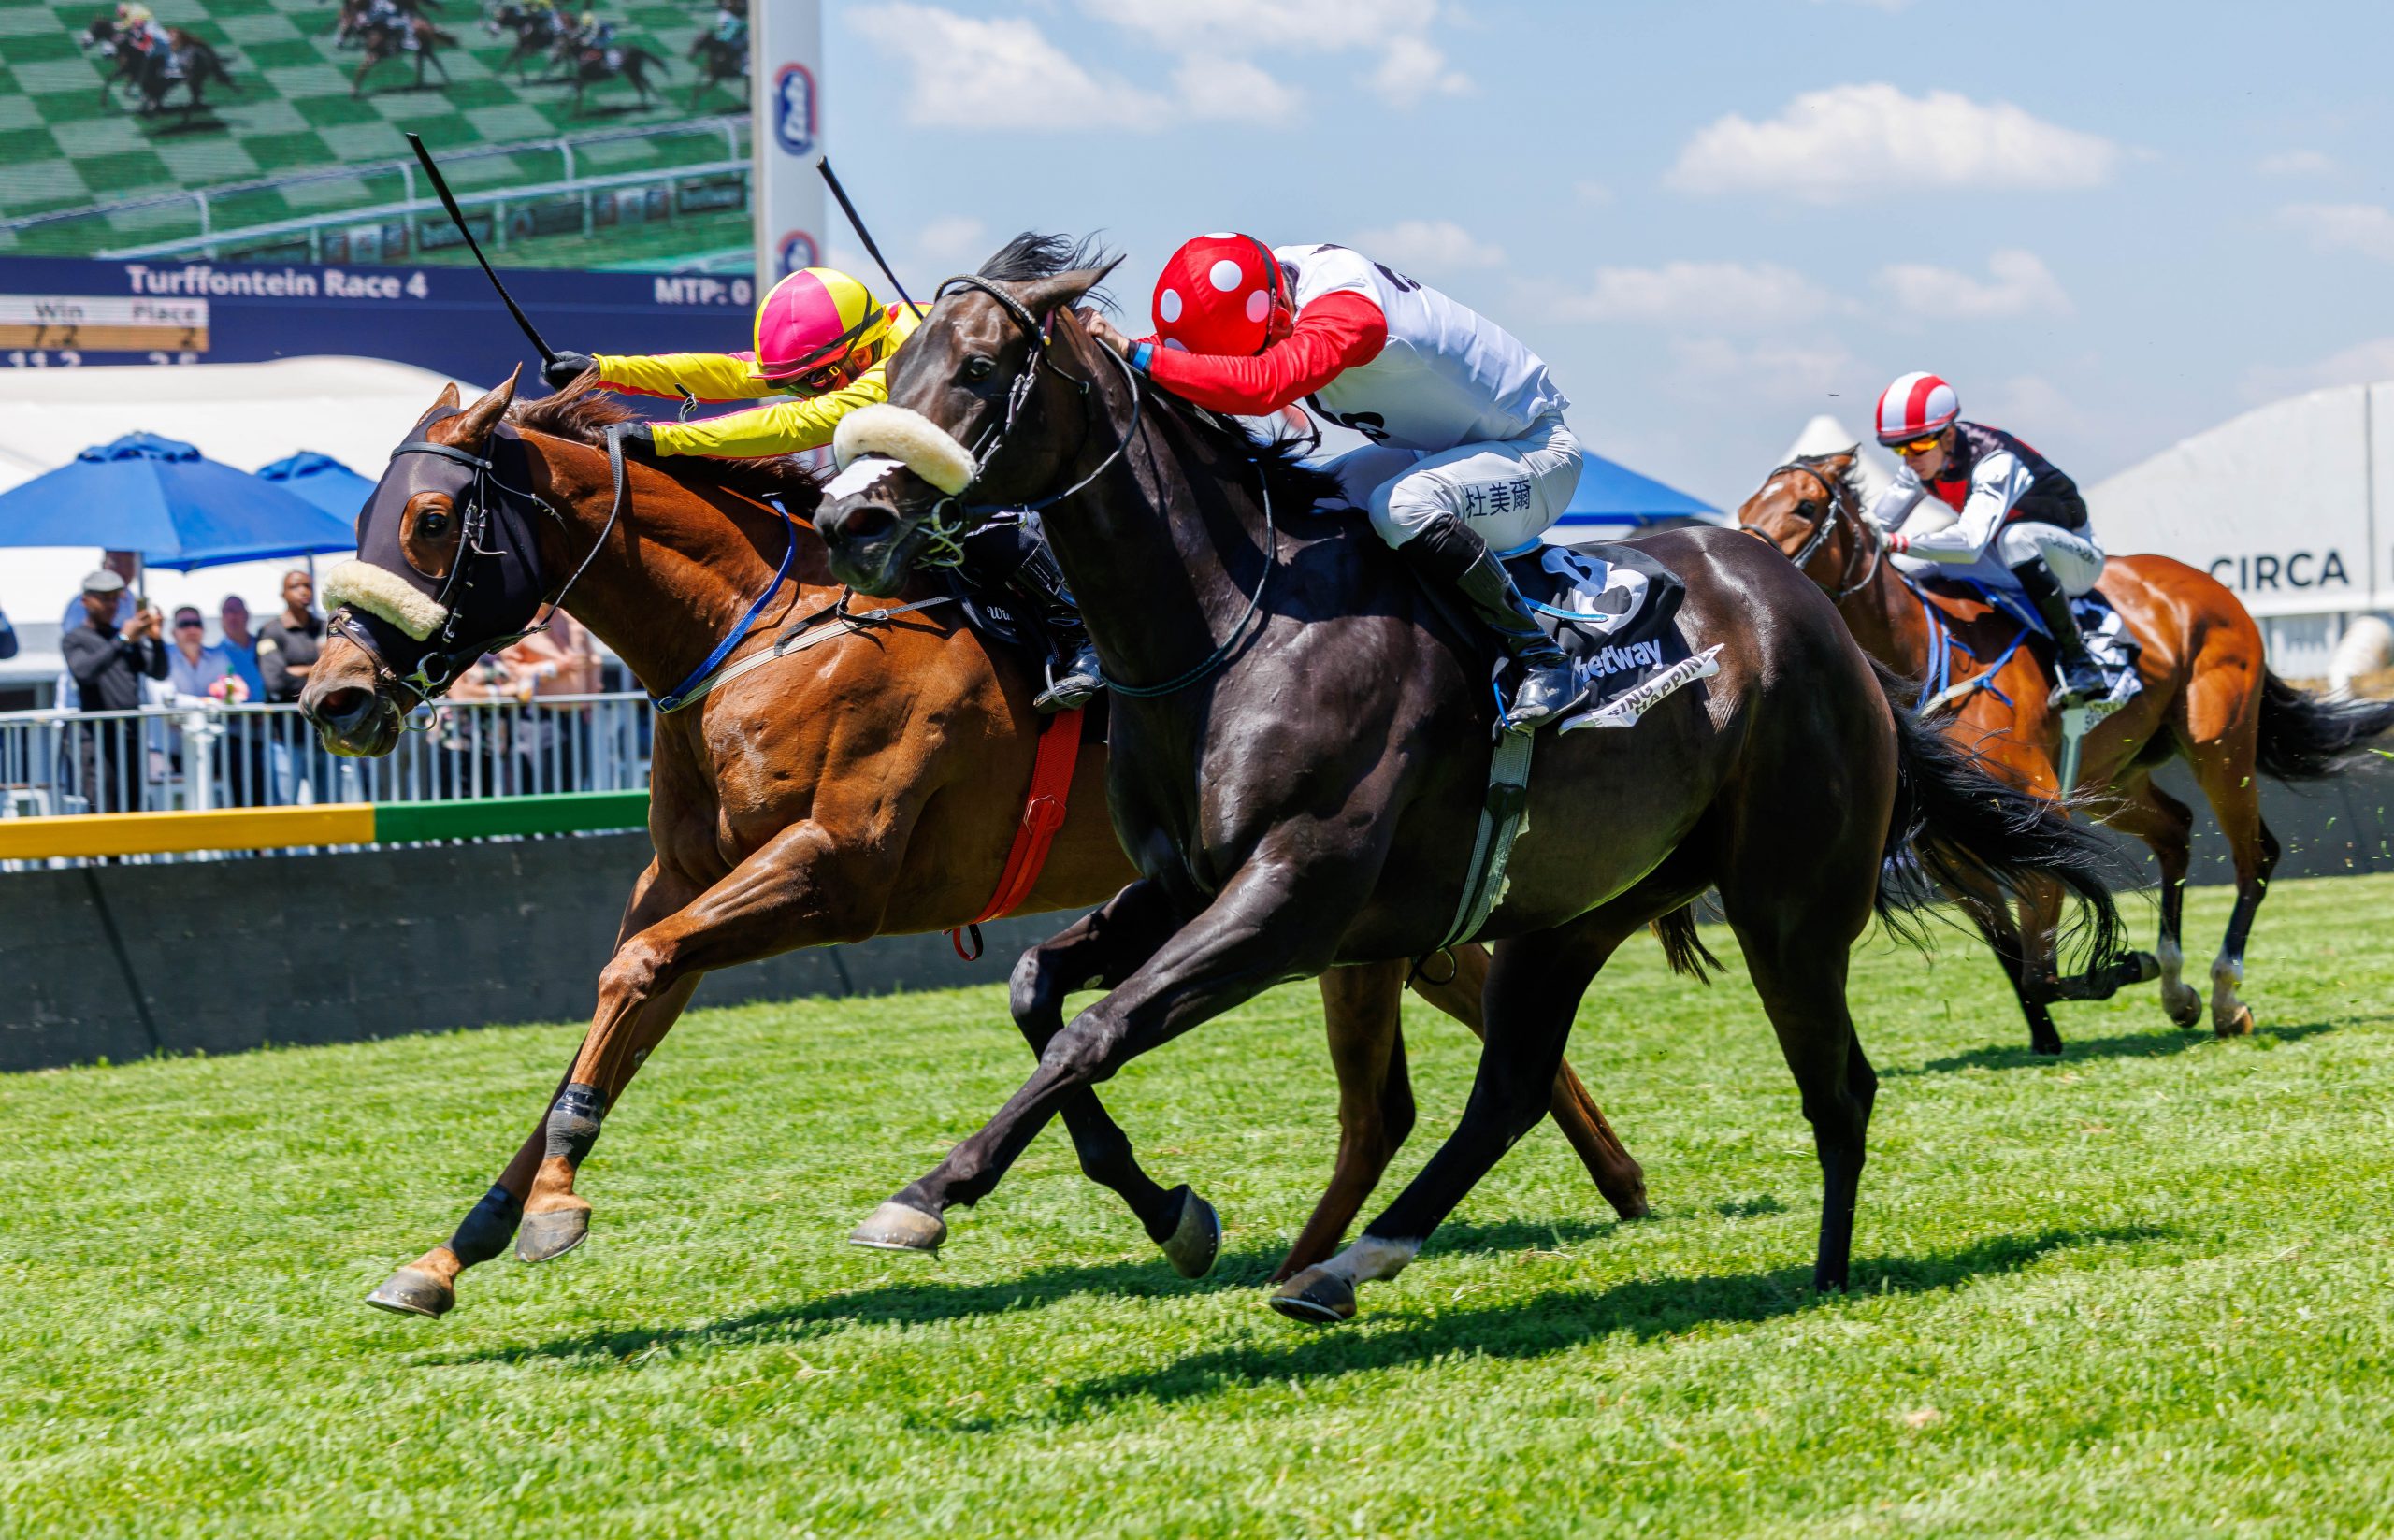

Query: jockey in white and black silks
[542,266,1103,711]
[1085,236,1583,729]
[1867,371,2107,707]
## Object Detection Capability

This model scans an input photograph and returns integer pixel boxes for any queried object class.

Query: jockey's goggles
[1889,433,1946,458]
[789,341,874,394]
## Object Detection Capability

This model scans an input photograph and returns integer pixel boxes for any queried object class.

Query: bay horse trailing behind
[814,235,2129,1323]
[1739,450,2394,1052]
[299,373,1648,1318]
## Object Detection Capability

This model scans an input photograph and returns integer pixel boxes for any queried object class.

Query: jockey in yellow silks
[543,267,1102,710]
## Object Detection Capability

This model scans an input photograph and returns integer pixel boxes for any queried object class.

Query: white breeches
[1318,413,1581,553]
[1896,521,2105,596]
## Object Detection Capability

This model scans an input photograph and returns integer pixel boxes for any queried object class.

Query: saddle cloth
[1503,541,1722,731]
[1942,577,2143,719]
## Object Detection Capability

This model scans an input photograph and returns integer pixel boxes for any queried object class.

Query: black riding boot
[2010,554,2105,708]
[1405,513,1579,730]
[961,520,1103,713]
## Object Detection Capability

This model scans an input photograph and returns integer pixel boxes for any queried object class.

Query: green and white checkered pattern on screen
[0,0,743,261]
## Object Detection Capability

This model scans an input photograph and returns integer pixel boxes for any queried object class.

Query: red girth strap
[949,706,1084,961]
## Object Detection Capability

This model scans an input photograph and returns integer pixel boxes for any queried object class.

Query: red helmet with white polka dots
[1151,232,1287,357]
[1874,372,1960,445]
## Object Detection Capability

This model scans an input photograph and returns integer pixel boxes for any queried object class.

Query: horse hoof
[365,1266,454,1318]
[1157,1185,1221,1279]
[849,1200,946,1254]
[1268,1266,1357,1326]
[2215,1005,2256,1038]
[515,1205,590,1263]
[2031,1035,2065,1058]
[2165,989,2204,1029]
[2128,951,2161,984]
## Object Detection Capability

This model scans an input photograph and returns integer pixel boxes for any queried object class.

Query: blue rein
[652,500,802,713]
[1910,575,2024,711]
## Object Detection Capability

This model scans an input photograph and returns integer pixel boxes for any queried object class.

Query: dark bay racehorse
[814,236,2129,1323]
[298,374,1647,1318]
[1739,451,2394,1050]
[350,13,456,95]
[84,18,238,120]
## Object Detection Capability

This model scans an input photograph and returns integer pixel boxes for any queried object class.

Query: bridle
[899,274,1276,698]
[1739,461,1881,602]
[330,417,632,704]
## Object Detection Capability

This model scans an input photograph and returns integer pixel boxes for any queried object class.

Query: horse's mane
[978,230,1342,519]
[510,384,824,510]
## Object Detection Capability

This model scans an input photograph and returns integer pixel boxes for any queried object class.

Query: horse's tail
[628,45,666,74]
[1649,905,1723,984]
[2255,669,2394,781]
[1871,659,2128,968]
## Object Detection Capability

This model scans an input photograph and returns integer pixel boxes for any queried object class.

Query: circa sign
[2206,551,2354,592]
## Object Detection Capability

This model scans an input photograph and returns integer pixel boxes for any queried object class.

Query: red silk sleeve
[1146,292,1388,415]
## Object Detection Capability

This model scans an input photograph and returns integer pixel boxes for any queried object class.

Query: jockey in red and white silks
[1087,236,1582,730]
[1867,371,2108,705]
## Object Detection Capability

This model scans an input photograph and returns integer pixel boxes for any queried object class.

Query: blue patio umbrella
[1550,451,1718,533]
[254,451,375,526]
[0,432,357,571]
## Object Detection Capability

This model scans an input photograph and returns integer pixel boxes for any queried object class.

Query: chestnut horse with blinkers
[298,372,1649,1318]
[1739,449,2394,1052]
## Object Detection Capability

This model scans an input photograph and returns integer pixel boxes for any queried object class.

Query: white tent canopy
[0,354,458,629]
[2086,381,2394,622]
[1779,415,1897,506]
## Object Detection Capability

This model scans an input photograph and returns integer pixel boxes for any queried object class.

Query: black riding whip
[405,131,555,366]
[815,155,923,317]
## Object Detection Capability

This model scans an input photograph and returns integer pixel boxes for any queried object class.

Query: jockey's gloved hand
[542,351,597,391]
[614,422,657,459]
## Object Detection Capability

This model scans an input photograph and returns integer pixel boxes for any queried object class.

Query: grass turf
[4,874,2393,1537]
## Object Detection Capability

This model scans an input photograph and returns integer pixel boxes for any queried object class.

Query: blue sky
[814,0,2394,510]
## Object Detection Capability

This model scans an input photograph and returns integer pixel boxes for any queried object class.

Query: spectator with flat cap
[60,569,166,813]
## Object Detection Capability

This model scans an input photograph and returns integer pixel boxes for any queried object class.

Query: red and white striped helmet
[1874,372,1960,445]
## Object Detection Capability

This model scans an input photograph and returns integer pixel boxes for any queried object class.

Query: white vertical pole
[752,0,826,290]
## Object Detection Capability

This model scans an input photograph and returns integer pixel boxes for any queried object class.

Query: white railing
[98,160,750,264]
[0,694,653,827]
[1,117,747,248]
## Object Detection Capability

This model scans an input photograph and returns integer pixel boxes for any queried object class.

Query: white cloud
[1551,261,1837,329]
[1973,374,2074,425]
[851,4,1167,131]
[1353,219,1504,273]
[1876,249,2071,319]
[915,216,989,268]
[2243,338,2394,401]
[2258,150,2335,178]
[1667,84,2121,203]
[1668,336,1863,407]
[1084,0,1470,109]
[2279,203,2394,262]
[1174,54,1302,124]
[1370,34,1471,103]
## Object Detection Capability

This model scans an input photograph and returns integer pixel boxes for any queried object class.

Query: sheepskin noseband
[321,558,448,641]
[832,404,976,497]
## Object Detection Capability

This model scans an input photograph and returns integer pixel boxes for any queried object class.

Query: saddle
[1920,573,2142,717]
[1448,540,1721,730]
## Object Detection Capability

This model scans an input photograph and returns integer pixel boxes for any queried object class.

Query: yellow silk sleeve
[591,352,772,404]
[650,364,893,458]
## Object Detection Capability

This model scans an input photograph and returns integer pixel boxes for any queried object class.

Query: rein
[1741,461,1881,601]
[930,274,1276,700]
